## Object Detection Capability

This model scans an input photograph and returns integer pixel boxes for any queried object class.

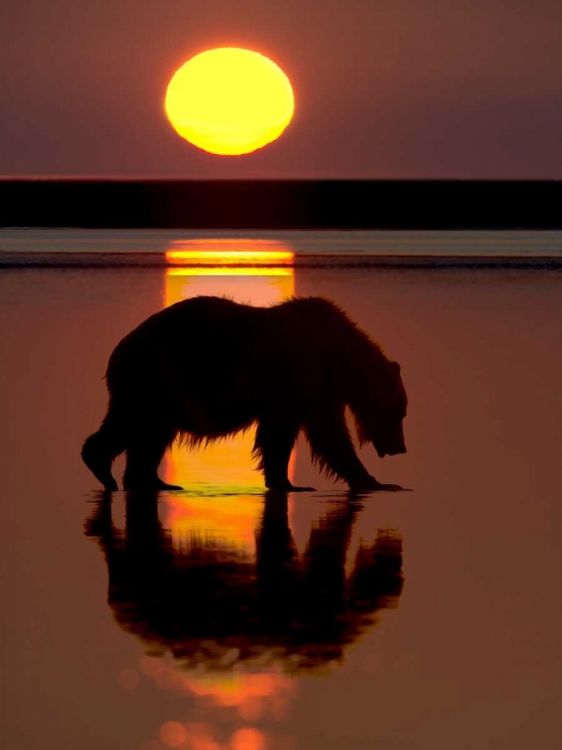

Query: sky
[1,0,561,178]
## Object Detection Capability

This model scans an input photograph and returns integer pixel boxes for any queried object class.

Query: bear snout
[376,442,406,458]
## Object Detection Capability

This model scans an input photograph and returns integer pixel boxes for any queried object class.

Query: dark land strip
[1,180,561,230]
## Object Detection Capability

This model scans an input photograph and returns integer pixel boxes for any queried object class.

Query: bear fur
[81,296,407,492]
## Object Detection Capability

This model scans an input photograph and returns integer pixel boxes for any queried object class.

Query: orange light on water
[184,672,292,709]
[143,656,296,715]
[165,47,295,155]
[159,721,188,748]
[165,494,262,553]
[230,727,267,750]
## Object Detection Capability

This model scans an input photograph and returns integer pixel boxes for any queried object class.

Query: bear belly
[176,397,257,440]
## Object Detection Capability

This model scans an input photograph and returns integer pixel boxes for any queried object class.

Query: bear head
[349,359,408,458]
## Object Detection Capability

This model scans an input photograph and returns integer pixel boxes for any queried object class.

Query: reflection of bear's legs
[256,492,298,624]
[254,417,314,492]
[304,404,376,489]
[122,422,181,491]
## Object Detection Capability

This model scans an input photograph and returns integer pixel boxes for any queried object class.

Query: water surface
[1,231,561,749]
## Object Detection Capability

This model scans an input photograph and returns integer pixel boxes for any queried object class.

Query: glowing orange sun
[165,47,295,156]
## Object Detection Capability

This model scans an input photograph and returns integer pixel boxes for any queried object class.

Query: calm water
[1,231,561,749]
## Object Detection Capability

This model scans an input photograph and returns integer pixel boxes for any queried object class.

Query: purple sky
[2,0,561,178]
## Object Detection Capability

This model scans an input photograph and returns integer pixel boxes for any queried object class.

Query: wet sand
[1,259,561,749]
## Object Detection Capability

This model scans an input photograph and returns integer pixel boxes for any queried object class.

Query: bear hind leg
[122,423,181,492]
[81,411,126,491]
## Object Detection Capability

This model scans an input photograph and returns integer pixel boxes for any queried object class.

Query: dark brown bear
[82,296,407,492]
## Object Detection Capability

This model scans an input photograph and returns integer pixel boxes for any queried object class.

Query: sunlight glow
[165,47,295,155]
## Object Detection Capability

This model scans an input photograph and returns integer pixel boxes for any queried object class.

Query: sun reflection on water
[160,240,299,745]
[165,239,294,267]
[162,239,296,555]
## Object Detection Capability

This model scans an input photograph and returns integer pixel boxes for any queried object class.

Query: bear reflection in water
[82,296,408,493]
[85,491,404,671]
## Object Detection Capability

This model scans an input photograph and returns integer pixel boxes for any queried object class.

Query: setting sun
[165,47,295,156]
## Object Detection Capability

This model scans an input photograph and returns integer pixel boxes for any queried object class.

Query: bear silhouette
[82,296,407,492]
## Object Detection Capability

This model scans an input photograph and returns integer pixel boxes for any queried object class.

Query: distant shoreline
[1,180,561,230]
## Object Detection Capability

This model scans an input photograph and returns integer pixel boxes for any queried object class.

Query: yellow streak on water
[167,267,293,276]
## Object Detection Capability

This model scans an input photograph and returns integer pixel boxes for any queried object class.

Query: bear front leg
[304,403,402,491]
[254,416,314,492]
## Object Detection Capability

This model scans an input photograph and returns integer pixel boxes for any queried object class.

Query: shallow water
[1,232,562,749]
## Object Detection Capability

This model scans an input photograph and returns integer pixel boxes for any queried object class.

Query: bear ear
[389,361,401,376]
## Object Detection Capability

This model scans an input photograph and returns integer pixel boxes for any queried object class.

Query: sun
[165,47,295,156]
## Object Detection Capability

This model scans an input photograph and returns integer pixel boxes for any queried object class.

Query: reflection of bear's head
[348,356,408,459]
[85,492,404,673]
